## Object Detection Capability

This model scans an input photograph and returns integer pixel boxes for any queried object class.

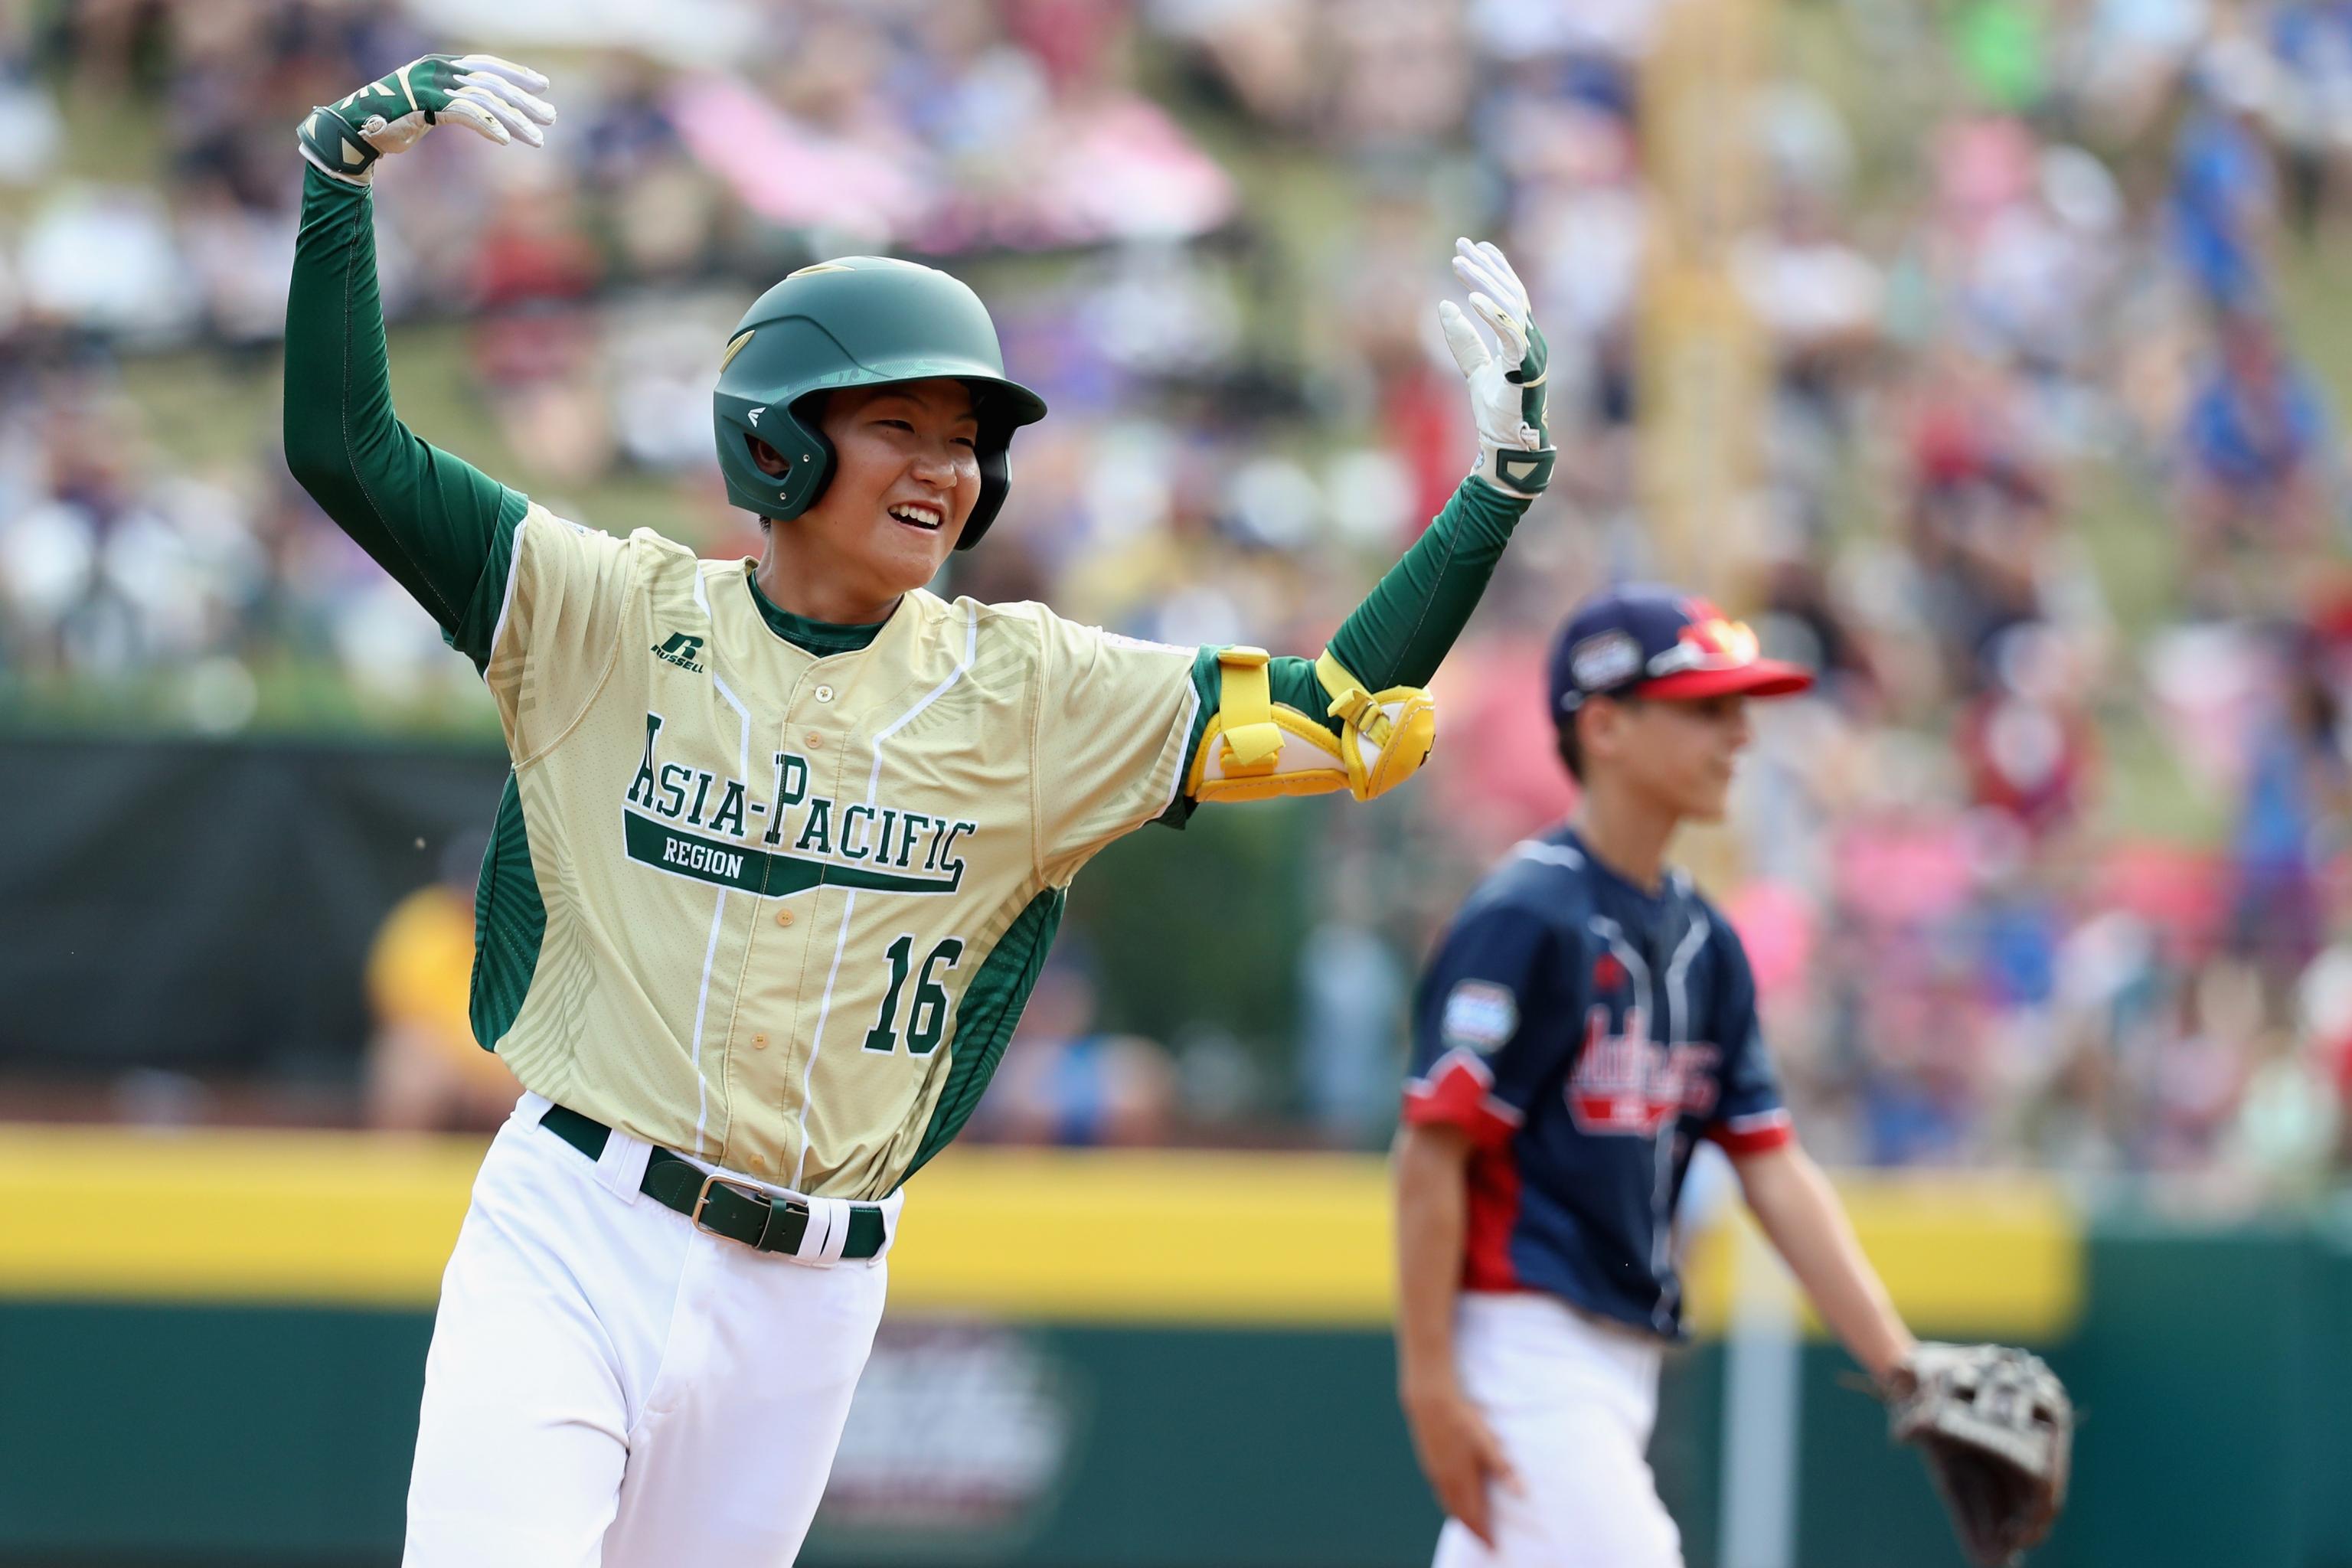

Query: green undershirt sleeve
[1320,475,1529,694]
[1163,475,1531,823]
[281,165,528,672]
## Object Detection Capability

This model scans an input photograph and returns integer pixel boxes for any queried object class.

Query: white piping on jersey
[1513,840,1586,871]
[687,891,727,1150]
[1406,1047,1527,1127]
[794,889,858,1190]
[1656,911,1710,1331]
[1589,914,1680,1332]
[1664,913,1708,1048]
[694,672,753,1146]
[485,511,528,674]
[691,561,711,619]
[862,602,978,805]
[794,602,979,1189]
[1152,678,1204,825]
[1584,916,1653,1021]
[710,671,753,782]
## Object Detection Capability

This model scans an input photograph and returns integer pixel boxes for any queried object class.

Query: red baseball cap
[1548,586,1815,716]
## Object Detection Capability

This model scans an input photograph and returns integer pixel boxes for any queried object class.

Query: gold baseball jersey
[479,505,1199,1200]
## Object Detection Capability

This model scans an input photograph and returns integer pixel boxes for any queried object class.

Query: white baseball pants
[403,1093,897,1567]
[1432,1292,1683,1568]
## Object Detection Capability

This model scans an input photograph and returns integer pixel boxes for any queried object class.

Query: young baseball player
[283,54,1556,1567]
[1393,586,2071,1567]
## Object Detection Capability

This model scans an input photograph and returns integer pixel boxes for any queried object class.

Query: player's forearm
[1323,476,1530,695]
[1235,475,1528,743]
[1736,1143,1915,1383]
[1393,1122,1476,1396]
[283,164,521,658]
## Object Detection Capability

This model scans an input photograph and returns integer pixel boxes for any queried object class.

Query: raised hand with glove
[297,54,555,185]
[1441,237,1556,501]
[1885,1342,2075,1566]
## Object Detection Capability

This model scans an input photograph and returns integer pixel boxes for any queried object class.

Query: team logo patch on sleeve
[1442,980,1519,1054]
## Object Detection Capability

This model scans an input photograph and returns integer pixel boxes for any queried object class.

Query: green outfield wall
[0,1131,2344,1566]
[0,737,1317,1085]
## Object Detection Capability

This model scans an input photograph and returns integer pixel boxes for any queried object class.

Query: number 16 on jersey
[862,935,965,1055]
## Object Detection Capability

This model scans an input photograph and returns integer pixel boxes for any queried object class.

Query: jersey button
[753,1033,769,1049]
[815,684,835,703]
[749,1153,768,1172]
[805,733,825,750]
[775,909,794,927]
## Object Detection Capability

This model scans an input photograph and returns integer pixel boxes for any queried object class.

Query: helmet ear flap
[714,392,834,521]
[786,393,838,520]
[958,444,1010,550]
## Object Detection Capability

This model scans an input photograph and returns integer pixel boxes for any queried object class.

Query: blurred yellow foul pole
[1645,15,1791,1563]
[1638,0,1770,599]
[1637,0,1772,892]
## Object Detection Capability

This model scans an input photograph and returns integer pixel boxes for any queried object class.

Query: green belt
[537,1102,888,1261]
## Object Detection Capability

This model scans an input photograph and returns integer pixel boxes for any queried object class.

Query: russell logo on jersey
[652,632,707,673]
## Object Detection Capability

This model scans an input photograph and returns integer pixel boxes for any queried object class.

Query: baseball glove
[1883,1342,2073,1566]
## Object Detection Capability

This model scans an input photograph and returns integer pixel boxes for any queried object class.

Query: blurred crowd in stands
[14,0,2352,1197]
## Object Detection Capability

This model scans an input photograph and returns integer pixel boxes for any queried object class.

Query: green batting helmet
[713,256,1048,550]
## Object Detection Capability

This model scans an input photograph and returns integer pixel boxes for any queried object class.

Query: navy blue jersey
[1403,826,1793,1338]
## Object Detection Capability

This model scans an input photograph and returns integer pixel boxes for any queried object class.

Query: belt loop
[516,1089,553,1127]
[792,1197,831,1263]
[877,1189,905,1255]
[596,1125,651,1205]
[818,1198,853,1264]
[800,1197,852,1264]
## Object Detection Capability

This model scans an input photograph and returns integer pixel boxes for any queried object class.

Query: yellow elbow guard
[1186,647,1438,805]
[1315,651,1437,802]
[1187,647,1351,803]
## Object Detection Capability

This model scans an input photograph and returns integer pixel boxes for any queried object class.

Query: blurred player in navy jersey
[1391,586,1922,1568]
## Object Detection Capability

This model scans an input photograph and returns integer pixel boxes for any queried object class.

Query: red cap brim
[1632,660,1815,702]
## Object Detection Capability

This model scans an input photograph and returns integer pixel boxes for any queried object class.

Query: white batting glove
[1440,238,1553,500]
[297,54,555,185]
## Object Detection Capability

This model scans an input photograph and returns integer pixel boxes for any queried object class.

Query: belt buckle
[691,1170,771,1237]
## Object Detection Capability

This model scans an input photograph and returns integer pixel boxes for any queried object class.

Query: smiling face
[1578,692,1755,822]
[751,377,983,619]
